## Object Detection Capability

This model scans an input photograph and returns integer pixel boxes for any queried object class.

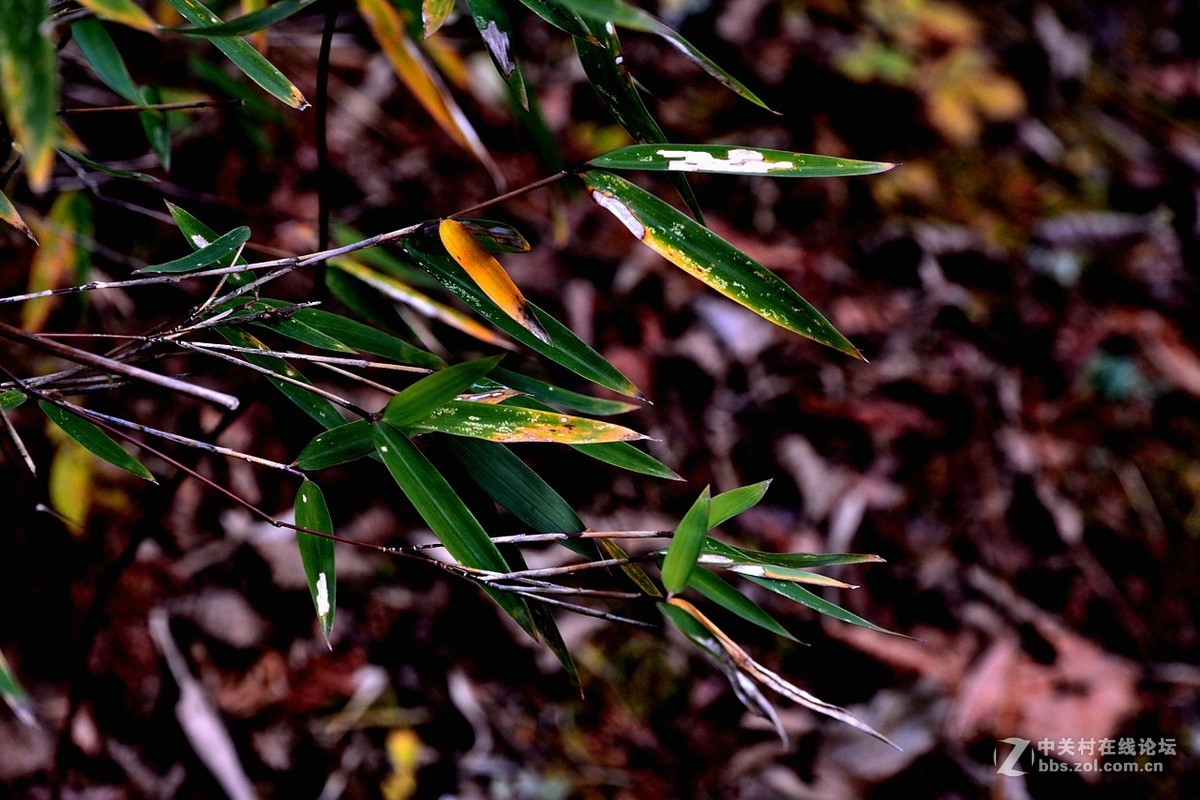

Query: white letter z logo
[995,737,1031,776]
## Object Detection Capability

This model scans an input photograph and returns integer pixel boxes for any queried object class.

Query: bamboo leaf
[0,0,59,192]
[701,537,884,569]
[411,400,647,444]
[490,368,638,416]
[708,480,771,529]
[438,219,551,344]
[383,356,503,428]
[589,144,896,178]
[575,19,704,222]
[164,0,309,109]
[514,0,592,39]
[76,0,158,32]
[175,0,320,36]
[294,420,374,471]
[72,19,145,104]
[582,170,862,358]
[1,391,27,410]
[421,0,455,37]
[39,401,155,481]
[465,0,528,108]
[571,441,681,479]
[0,190,35,242]
[60,149,158,182]
[165,202,252,285]
[596,538,661,597]
[357,0,502,184]
[371,423,538,637]
[236,300,355,352]
[443,437,583,533]
[23,193,91,331]
[218,328,346,429]
[455,219,531,253]
[332,258,511,347]
[661,487,711,594]
[687,568,797,641]
[746,576,902,636]
[294,480,337,643]
[402,242,643,398]
[137,225,250,273]
[0,649,35,727]
[730,564,857,589]
[285,307,444,369]
[556,0,773,111]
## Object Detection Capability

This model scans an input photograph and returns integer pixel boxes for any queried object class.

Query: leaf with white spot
[588,144,895,178]
[582,170,862,359]
[295,480,336,643]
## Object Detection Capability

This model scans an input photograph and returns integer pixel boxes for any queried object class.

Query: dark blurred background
[2,1,1199,797]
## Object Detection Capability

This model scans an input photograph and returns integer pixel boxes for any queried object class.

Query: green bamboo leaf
[232,299,353,352]
[137,225,250,273]
[372,423,538,637]
[490,367,638,416]
[421,0,455,37]
[453,219,531,253]
[218,328,346,429]
[708,480,771,529]
[294,420,374,470]
[556,0,773,111]
[0,649,34,726]
[72,19,144,104]
[571,441,681,479]
[383,356,503,428]
[1,390,27,410]
[443,437,584,533]
[38,401,155,481]
[575,19,704,222]
[745,576,902,636]
[701,537,884,569]
[138,86,172,170]
[164,0,310,109]
[402,242,643,398]
[0,190,36,242]
[465,0,529,108]
[661,487,711,594]
[589,144,896,178]
[60,149,158,182]
[294,480,336,642]
[411,400,647,444]
[175,0,320,36]
[165,202,252,284]
[0,0,59,191]
[443,436,593,559]
[333,224,441,289]
[515,0,592,39]
[285,307,444,369]
[687,568,797,641]
[582,170,862,359]
[76,0,158,31]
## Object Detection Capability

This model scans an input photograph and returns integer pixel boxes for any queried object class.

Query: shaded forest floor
[2,1,1199,798]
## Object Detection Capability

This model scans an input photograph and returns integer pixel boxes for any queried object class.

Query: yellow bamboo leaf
[49,438,94,534]
[76,0,159,32]
[381,728,421,800]
[0,0,59,192]
[23,193,92,331]
[0,190,36,243]
[356,0,503,187]
[438,219,550,344]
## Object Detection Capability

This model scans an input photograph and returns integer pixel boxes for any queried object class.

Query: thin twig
[70,405,302,475]
[0,407,36,475]
[405,530,670,550]
[470,555,656,582]
[506,590,655,628]
[183,341,428,373]
[0,321,240,411]
[60,99,244,115]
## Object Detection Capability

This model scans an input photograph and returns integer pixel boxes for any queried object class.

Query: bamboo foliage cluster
[0,0,900,743]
